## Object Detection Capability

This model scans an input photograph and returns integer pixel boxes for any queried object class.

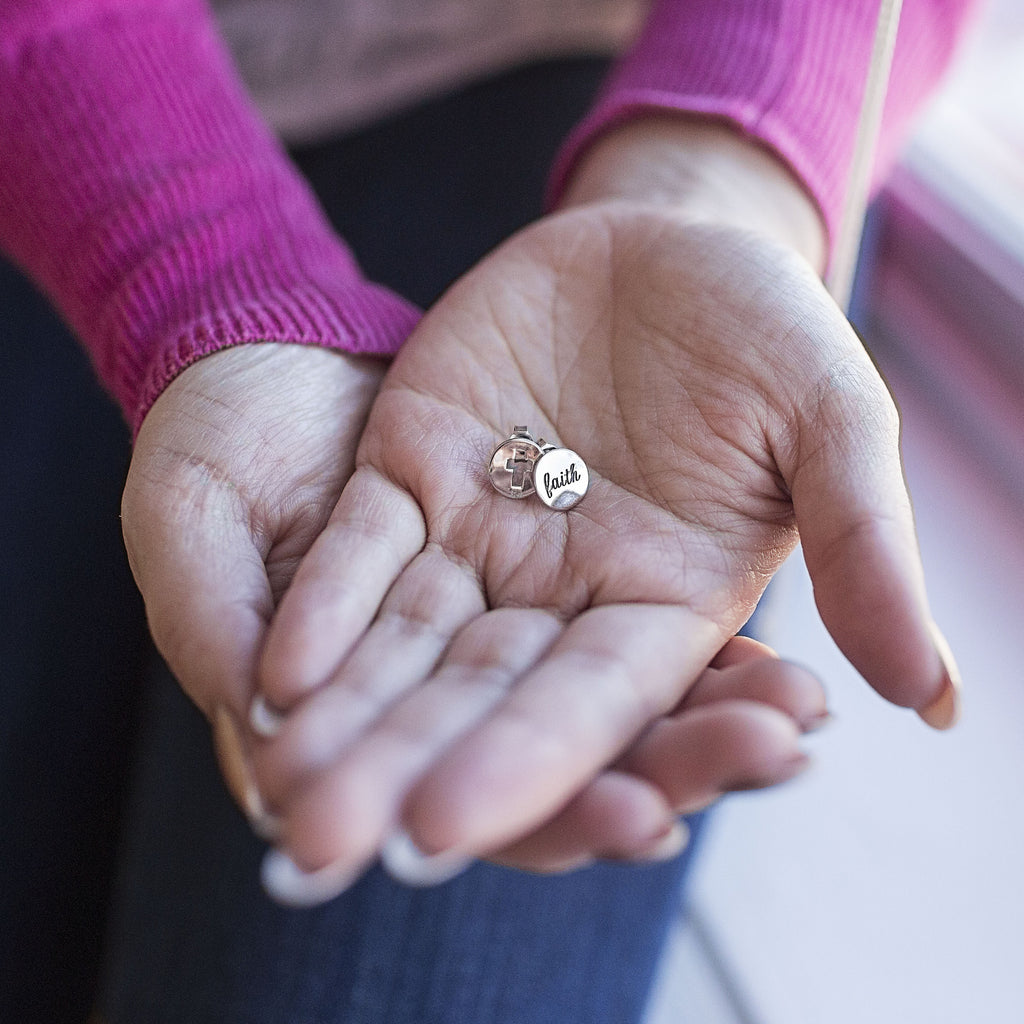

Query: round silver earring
[533,443,589,510]
[488,426,589,510]
[488,426,542,499]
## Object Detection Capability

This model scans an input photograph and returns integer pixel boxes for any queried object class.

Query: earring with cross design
[487,426,544,498]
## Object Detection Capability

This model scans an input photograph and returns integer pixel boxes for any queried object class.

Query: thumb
[121,444,275,818]
[782,351,961,729]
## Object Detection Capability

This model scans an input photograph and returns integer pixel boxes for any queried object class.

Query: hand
[120,342,387,823]
[257,633,826,903]
[249,190,957,892]
[487,635,827,875]
[121,336,824,885]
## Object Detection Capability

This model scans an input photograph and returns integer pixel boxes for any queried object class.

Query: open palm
[252,202,951,885]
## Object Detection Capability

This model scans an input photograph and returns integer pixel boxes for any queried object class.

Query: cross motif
[505,446,535,493]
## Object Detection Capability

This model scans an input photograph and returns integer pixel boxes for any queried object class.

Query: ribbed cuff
[0,0,421,435]
[549,0,977,255]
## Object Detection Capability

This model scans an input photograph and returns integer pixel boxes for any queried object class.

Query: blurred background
[647,2,1024,1021]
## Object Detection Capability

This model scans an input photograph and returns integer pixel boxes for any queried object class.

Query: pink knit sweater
[0,0,972,433]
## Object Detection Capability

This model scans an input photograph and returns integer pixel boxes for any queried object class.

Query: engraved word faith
[543,462,581,500]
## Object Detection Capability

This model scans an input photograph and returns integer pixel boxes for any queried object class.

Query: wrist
[558,116,827,272]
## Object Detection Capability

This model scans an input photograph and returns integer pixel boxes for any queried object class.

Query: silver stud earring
[488,427,589,510]
[533,443,589,510]
[487,426,543,499]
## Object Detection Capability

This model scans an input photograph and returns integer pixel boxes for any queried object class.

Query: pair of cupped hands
[121,119,959,906]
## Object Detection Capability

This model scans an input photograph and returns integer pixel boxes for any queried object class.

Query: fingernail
[380,830,472,888]
[730,751,811,792]
[919,621,963,731]
[212,705,281,840]
[801,710,834,734]
[260,849,361,907]
[250,694,285,738]
[635,821,690,863]
[249,808,284,844]
[781,750,812,780]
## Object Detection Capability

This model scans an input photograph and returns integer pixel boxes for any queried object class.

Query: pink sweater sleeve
[0,1,976,434]
[551,0,977,248]
[0,0,421,435]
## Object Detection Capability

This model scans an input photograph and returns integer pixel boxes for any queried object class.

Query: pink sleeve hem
[548,0,979,258]
[0,0,421,438]
[547,92,839,245]
[133,281,421,436]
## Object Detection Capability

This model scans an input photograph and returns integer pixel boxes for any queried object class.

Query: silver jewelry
[533,445,589,510]
[488,426,589,510]
[488,426,543,498]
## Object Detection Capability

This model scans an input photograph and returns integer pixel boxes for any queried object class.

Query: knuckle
[811,354,900,439]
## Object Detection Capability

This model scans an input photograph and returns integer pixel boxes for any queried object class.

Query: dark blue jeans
[100,663,703,1024]
[1,59,707,1023]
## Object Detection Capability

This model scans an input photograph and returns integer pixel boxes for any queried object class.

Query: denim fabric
[2,57,710,1024]
[101,662,703,1024]
[0,258,148,1021]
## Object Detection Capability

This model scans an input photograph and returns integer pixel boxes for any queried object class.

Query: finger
[266,608,565,874]
[489,649,825,872]
[251,547,487,808]
[710,635,780,669]
[683,653,829,731]
[122,470,272,722]
[783,346,961,728]
[122,460,274,829]
[618,700,809,814]
[256,466,426,714]
[488,771,686,873]
[401,603,722,858]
